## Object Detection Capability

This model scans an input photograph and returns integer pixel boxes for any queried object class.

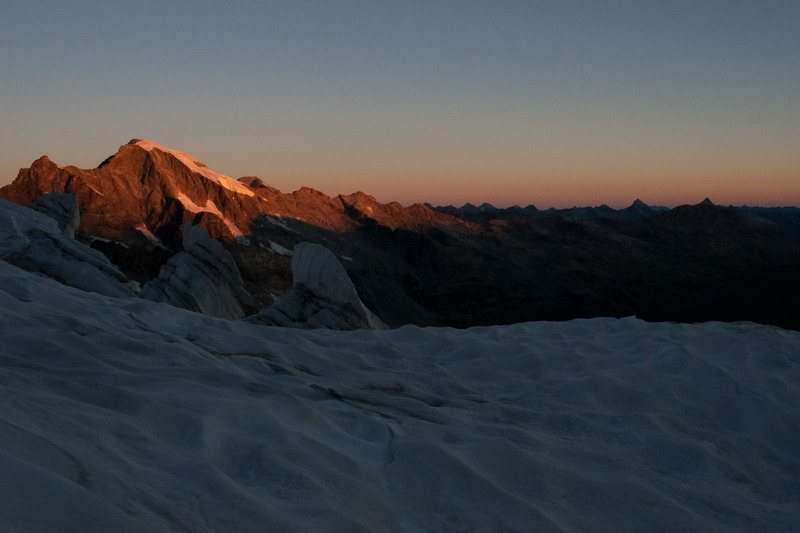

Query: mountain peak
[32,155,60,169]
[125,139,255,197]
[129,138,182,155]
[1,139,477,245]
[699,197,714,206]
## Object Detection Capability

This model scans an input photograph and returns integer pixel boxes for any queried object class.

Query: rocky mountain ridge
[0,139,474,247]
[3,140,800,330]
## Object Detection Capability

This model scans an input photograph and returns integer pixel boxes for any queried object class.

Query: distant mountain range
[2,139,799,330]
[427,198,670,221]
[427,199,800,241]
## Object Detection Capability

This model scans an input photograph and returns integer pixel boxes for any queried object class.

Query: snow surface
[1,255,799,531]
[30,191,80,239]
[133,139,255,197]
[0,198,132,297]
[291,242,369,309]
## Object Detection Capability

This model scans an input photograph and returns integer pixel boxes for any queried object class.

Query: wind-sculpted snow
[29,191,80,238]
[0,197,132,297]
[249,242,386,330]
[141,223,254,319]
[1,258,799,532]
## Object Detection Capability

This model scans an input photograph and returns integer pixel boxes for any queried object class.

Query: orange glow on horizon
[2,138,797,211]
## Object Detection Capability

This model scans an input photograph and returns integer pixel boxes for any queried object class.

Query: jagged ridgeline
[2,139,800,329]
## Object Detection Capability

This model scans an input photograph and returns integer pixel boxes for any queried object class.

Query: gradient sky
[1,1,798,208]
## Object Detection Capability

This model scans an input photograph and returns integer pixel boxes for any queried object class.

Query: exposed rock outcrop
[248,243,386,330]
[0,197,132,297]
[141,223,254,319]
[29,191,80,238]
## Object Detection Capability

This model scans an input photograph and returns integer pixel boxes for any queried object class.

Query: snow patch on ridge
[133,139,255,197]
[175,193,245,238]
[135,224,161,245]
[175,192,207,213]
[84,183,105,196]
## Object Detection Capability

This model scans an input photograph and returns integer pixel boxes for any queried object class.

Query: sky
[1,1,798,208]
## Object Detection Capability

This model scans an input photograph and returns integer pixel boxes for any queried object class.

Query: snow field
[1,259,799,532]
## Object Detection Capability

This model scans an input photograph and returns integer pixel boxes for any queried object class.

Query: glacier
[1,196,799,531]
[1,256,799,531]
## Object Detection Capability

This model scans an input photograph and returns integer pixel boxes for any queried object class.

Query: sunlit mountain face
[0,139,474,247]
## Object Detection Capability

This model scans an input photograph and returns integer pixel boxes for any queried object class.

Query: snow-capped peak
[130,139,254,197]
